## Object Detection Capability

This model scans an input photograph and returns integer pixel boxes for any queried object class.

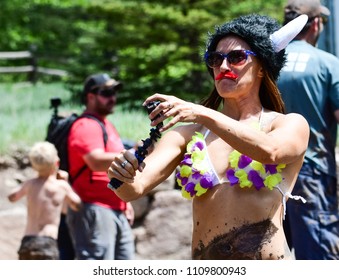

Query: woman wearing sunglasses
[108,14,309,260]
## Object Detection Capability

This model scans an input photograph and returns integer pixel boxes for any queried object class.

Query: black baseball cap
[83,73,122,95]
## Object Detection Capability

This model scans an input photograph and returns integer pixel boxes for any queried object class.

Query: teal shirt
[278,40,339,177]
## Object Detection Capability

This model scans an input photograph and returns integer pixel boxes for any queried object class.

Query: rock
[131,196,151,220]
[149,171,176,194]
[0,155,17,169]
[131,172,177,220]
[133,189,192,260]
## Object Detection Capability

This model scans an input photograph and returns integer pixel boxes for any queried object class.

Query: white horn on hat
[270,14,308,53]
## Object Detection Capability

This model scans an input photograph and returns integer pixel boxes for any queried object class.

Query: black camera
[108,100,163,190]
[50,97,61,117]
[145,100,161,120]
[50,97,61,108]
[145,100,163,130]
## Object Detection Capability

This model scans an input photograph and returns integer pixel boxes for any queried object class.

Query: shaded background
[3,0,336,108]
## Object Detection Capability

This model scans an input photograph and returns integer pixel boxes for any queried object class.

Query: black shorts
[18,235,59,260]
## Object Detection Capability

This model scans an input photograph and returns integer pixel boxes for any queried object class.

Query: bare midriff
[191,182,293,260]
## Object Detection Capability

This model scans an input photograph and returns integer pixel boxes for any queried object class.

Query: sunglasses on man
[91,87,117,97]
[320,14,328,25]
[308,14,328,26]
[204,50,256,68]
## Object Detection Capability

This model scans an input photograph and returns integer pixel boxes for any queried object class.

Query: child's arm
[57,170,69,181]
[7,182,28,202]
[63,182,82,211]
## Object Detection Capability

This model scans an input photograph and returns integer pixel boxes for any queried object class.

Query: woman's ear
[257,67,264,78]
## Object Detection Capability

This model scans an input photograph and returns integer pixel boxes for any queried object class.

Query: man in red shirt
[66,73,135,259]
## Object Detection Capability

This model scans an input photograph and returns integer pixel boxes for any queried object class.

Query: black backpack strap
[69,114,108,184]
[69,164,87,185]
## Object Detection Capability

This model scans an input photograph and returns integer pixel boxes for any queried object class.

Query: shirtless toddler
[8,141,81,260]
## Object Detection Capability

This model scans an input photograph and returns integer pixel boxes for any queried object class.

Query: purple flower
[192,141,204,151]
[180,154,192,166]
[265,164,277,174]
[248,170,264,190]
[185,182,196,197]
[181,177,188,186]
[226,169,238,186]
[200,172,215,189]
[176,173,188,185]
[238,155,252,168]
[192,171,202,180]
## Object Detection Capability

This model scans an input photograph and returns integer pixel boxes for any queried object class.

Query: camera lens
[50,97,61,108]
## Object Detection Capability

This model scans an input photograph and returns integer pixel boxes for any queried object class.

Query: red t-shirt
[68,113,126,211]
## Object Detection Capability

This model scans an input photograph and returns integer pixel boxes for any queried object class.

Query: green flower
[277,163,286,172]
[229,150,241,168]
[180,165,192,177]
[235,169,252,188]
[264,174,282,190]
[181,189,192,200]
[195,183,208,196]
[250,160,265,174]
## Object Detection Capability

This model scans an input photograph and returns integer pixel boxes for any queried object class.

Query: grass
[0,82,151,155]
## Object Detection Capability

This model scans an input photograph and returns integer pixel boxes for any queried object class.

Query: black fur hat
[205,14,286,81]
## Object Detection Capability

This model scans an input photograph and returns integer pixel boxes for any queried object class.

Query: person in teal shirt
[278,0,339,259]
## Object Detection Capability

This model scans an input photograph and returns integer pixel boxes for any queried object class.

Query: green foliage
[0,83,151,155]
[0,0,286,107]
[0,83,70,153]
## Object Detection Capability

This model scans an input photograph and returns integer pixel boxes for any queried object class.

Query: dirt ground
[0,167,33,260]
[1,153,338,260]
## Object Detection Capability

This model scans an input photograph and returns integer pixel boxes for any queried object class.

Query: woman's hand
[143,93,202,132]
[107,149,145,184]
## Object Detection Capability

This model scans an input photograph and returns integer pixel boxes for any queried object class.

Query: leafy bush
[0,0,286,108]
[0,83,150,155]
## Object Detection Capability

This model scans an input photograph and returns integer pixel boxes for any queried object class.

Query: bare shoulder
[267,111,309,129]
[55,178,72,191]
[25,178,43,190]
[41,177,72,196]
[22,178,35,188]
[284,112,307,121]
[277,112,309,129]
[169,123,205,142]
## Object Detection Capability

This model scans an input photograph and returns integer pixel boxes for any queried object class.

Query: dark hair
[201,14,286,113]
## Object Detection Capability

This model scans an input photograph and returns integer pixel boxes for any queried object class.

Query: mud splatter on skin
[193,219,278,260]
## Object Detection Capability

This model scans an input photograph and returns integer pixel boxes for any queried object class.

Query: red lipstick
[215,71,238,81]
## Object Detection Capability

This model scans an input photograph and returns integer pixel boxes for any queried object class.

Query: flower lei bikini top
[176,130,286,200]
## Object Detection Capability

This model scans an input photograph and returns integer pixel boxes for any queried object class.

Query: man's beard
[96,101,115,115]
